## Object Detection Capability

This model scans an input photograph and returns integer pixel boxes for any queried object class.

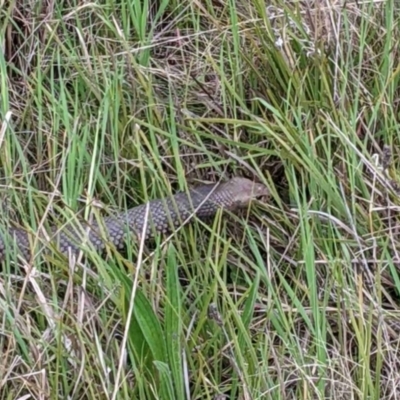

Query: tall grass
[1,0,400,398]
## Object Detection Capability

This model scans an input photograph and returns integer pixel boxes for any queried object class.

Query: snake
[0,177,268,262]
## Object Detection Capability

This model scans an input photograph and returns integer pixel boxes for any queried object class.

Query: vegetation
[1,0,400,398]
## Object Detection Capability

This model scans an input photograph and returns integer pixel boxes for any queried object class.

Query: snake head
[221,177,269,209]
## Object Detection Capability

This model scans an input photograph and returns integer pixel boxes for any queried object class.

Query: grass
[1,0,400,398]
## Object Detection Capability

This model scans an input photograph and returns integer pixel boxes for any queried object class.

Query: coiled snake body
[0,177,268,262]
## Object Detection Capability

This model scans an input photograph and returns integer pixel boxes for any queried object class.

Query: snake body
[0,177,268,262]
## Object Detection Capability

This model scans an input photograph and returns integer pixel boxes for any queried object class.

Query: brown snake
[0,177,268,262]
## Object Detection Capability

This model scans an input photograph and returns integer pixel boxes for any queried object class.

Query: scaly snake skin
[0,177,268,262]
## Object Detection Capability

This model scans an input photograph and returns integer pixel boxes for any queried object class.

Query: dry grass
[1,0,400,399]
